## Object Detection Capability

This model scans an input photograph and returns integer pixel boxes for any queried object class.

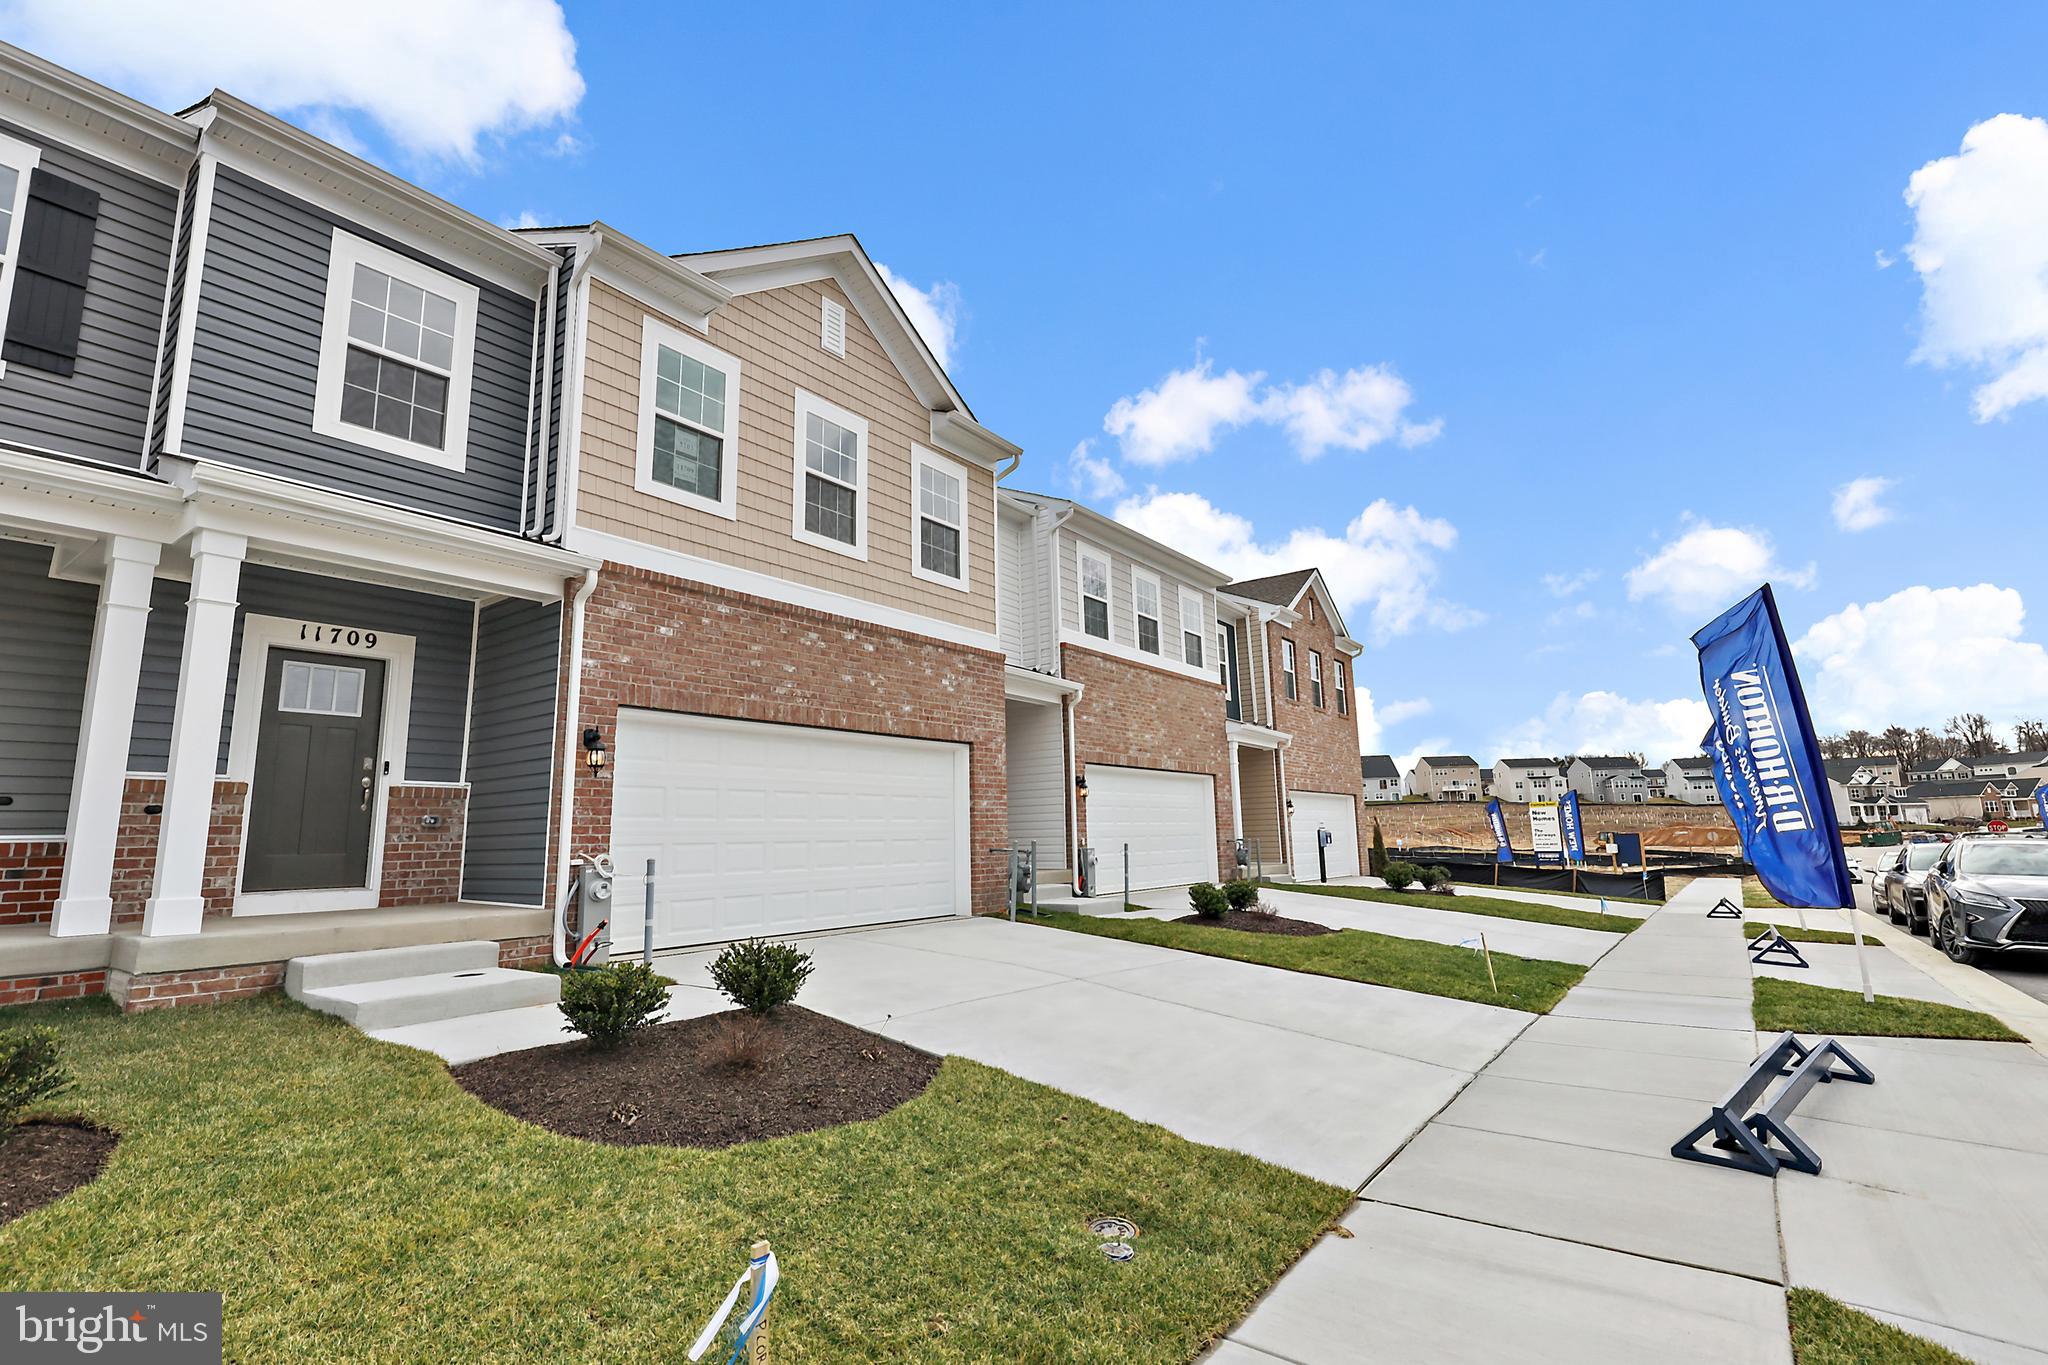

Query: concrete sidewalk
[1215,877,1795,1364]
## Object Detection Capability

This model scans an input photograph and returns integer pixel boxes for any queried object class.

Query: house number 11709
[300,623,378,650]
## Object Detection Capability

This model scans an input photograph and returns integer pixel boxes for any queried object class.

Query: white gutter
[551,566,601,966]
[551,230,601,544]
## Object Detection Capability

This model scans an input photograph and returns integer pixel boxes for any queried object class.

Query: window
[1133,569,1161,655]
[1281,639,1298,700]
[1310,651,1324,707]
[1079,544,1110,640]
[635,315,741,519]
[1217,626,1231,695]
[278,661,366,718]
[910,445,970,588]
[1335,659,1348,715]
[820,296,847,356]
[1180,589,1205,666]
[313,230,478,470]
[0,133,43,370]
[790,389,869,558]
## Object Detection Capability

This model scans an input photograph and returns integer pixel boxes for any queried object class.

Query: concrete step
[294,966,560,1031]
[285,939,500,995]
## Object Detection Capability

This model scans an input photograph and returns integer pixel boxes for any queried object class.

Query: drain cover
[1098,1241,1136,1262]
[1085,1215,1140,1241]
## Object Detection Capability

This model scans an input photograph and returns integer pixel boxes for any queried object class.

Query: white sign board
[1529,801,1564,865]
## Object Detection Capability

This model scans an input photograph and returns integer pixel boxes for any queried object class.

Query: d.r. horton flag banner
[1693,584,1854,910]
[1560,790,1586,862]
[1484,798,1514,864]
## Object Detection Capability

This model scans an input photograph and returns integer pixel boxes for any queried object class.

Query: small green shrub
[1188,882,1230,919]
[1222,878,1259,910]
[1,1024,73,1128]
[1369,820,1388,876]
[1424,864,1454,892]
[1382,860,1420,891]
[708,940,815,1015]
[559,962,670,1048]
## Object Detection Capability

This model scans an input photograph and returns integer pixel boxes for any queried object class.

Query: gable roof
[1497,757,1560,770]
[999,488,1230,588]
[1973,751,2048,769]
[1667,755,1714,772]
[1573,755,1639,771]
[1361,755,1400,780]
[1823,758,1876,783]
[1419,755,1479,767]
[1225,570,1317,608]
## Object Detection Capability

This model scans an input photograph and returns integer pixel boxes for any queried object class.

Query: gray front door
[242,650,386,894]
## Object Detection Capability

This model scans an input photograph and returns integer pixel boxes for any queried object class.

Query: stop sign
[1989,820,2009,833]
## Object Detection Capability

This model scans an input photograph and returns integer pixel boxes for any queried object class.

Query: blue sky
[15,1,2048,769]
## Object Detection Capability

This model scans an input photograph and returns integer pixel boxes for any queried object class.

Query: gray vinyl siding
[177,166,535,530]
[537,247,570,538]
[460,598,560,904]
[0,537,96,834]
[0,121,179,467]
[128,564,474,781]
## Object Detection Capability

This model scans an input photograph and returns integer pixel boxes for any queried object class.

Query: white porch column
[49,536,163,937]
[1227,743,1244,841]
[141,529,245,937]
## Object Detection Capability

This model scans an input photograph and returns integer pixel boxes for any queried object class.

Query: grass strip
[1742,921,1879,947]
[1034,912,1585,1013]
[1266,880,1641,934]
[1753,977,2025,1042]
[1787,1288,1972,1364]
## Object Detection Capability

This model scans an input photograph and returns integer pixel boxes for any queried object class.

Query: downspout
[551,566,601,966]
[550,230,601,545]
[1045,504,1082,890]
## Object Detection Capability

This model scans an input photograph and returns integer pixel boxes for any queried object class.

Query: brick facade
[0,841,65,928]
[108,777,248,925]
[497,935,552,968]
[0,969,105,1006]
[566,564,1010,917]
[109,961,287,1013]
[377,784,469,907]
[1062,644,1235,878]
[1263,590,1367,862]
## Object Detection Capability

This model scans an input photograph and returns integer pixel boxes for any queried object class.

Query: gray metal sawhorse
[1671,1030,1875,1176]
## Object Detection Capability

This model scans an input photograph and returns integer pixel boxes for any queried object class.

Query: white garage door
[1085,765,1218,892]
[1290,791,1361,881]
[609,710,970,951]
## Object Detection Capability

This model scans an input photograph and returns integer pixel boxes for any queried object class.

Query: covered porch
[1228,719,1291,881]
[1002,665,1083,894]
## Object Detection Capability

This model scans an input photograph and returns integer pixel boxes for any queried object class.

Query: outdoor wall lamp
[582,726,608,771]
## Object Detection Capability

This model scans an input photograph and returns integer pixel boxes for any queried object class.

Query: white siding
[1006,699,1068,869]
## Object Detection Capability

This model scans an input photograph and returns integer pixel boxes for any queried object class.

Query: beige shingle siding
[576,278,997,634]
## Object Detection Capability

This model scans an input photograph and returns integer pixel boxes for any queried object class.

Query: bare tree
[1882,725,1912,774]
[2014,719,2048,752]
[1843,729,1875,758]
[1945,713,2000,758]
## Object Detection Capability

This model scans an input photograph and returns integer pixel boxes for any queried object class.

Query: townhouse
[0,49,592,1007]
[1491,757,1566,804]
[1662,755,1718,804]
[1360,754,1401,802]
[1408,755,1482,802]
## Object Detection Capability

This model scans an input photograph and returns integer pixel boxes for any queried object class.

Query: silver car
[1924,836,2048,965]
[1871,840,1945,935]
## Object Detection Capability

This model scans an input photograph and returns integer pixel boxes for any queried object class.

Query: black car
[1871,840,1945,934]
[1923,836,2048,965]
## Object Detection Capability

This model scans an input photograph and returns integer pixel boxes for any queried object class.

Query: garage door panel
[1086,765,1218,891]
[610,710,969,951]
[1289,791,1361,880]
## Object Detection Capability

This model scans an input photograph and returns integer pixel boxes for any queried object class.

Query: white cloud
[1874,248,1896,270]
[1542,569,1598,597]
[1496,692,1713,766]
[1903,113,2048,420]
[1261,365,1443,459]
[875,263,962,372]
[1102,360,1266,466]
[1794,583,2048,730]
[1356,694,1433,755]
[1378,697,1434,728]
[1112,490,1477,637]
[500,210,547,231]
[1623,518,1815,616]
[1,0,585,164]
[1063,439,1124,500]
[1831,476,1896,532]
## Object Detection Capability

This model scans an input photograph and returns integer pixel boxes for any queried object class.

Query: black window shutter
[2,170,100,378]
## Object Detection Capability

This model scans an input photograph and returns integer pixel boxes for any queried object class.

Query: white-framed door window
[225,614,417,916]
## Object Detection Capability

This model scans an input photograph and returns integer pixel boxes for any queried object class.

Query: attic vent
[820,296,846,356]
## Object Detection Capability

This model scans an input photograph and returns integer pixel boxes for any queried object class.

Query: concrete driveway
[656,915,1534,1188]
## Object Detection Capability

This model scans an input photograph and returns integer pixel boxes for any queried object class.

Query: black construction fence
[1384,845,1756,903]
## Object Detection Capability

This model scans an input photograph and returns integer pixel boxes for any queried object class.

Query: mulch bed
[451,1006,941,1149]
[0,1121,118,1226]
[1175,910,1335,937]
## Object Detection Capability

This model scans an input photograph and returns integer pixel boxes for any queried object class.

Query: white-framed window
[910,444,970,590]
[312,229,480,470]
[634,314,741,519]
[1180,588,1205,666]
[0,131,42,374]
[1217,625,1233,701]
[1335,658,1348,716]
[1133,568,1162,655]
[278,660,366,717]
[1310,650,1324,707]
[1078,542,1111,640]
[820,296,847,356]
[790,388,869,559]
[1281,639,1298,700]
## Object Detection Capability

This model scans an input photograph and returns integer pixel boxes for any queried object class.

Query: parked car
[1922,836,2048,965]
[1871,840,1946,934]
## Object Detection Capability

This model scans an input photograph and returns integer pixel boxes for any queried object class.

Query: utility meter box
[1076,845,1098,898]
[575,856,615,965]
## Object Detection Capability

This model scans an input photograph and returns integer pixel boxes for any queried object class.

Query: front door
[242,650,386,893]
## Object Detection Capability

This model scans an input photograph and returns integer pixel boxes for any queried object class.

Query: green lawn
[1742,921,1881,946]
[1743,879,1789,909]
[1788,1288,1971,1364]
[1034,912,1586,1013]
[1753,978,2025,1042]
[0,996,1348,1363]
[1267,880,1642,934]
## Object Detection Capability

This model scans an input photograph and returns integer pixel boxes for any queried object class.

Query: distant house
[1565,756,1638,802]
[1663,755,1718,804]
[1409,755,1483,802]
[1907,757,1974,783]
[1970,751,2048,781]
[1360,754,1401,803]
[1981,776,2042,822]
[1491,757,1567,804]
